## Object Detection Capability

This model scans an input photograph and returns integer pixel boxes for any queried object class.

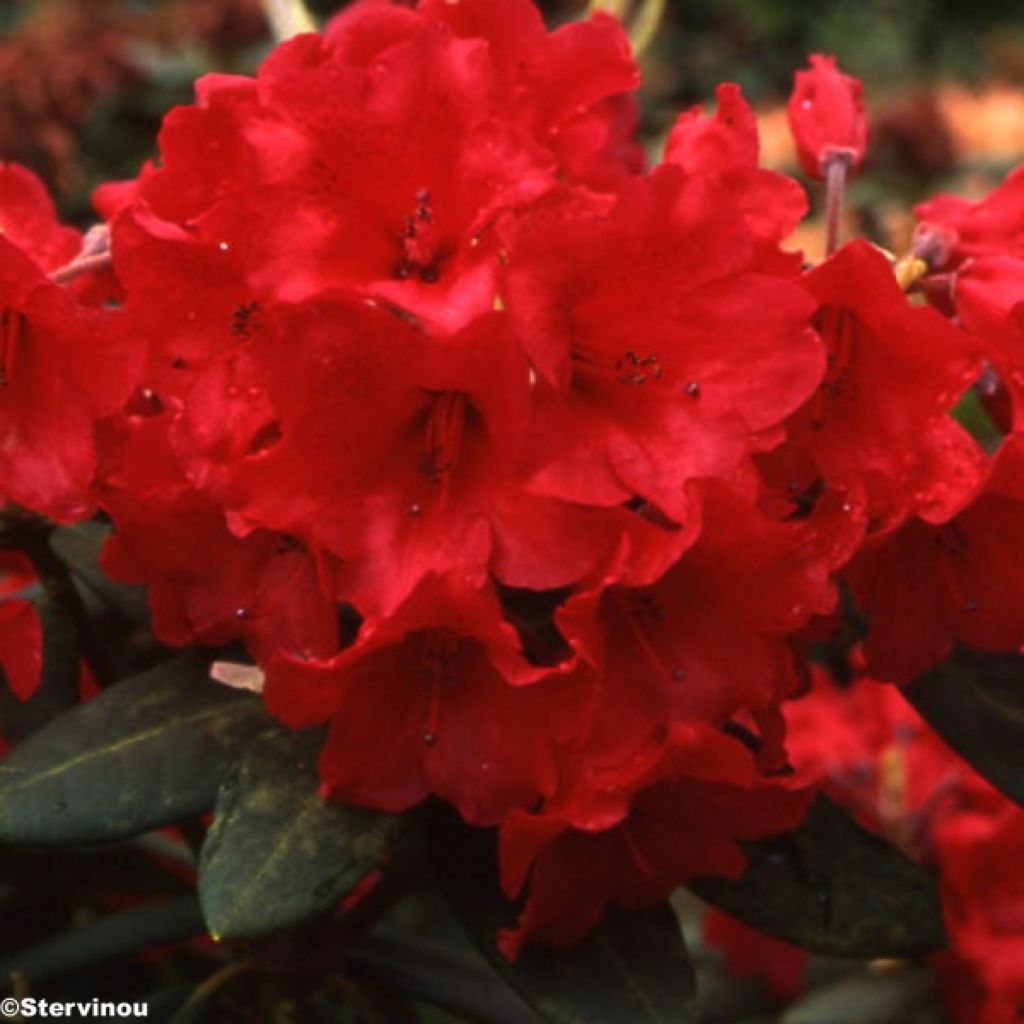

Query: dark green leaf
[0,655,273,844]
[198,729,402,941]
[689,796,946,958]
[50,521,150,626]
[349,927,539,1024]
[0,896,205,986]
[430,810,697,1024]
[903,648,1024,807]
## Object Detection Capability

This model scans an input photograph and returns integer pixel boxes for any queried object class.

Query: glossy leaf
[199,729,402,941]
[0,655,273,844]
[903,648,1024,807]
[689,796,946,958]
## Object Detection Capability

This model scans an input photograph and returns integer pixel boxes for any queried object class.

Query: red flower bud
[787,54,868,179]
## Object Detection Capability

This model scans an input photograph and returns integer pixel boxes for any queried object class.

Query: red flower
[500,166,822,526]
[787,55,868,179]
[111,0,639,335]
[914,168,1024,428]
[324,0,643,190]
[0,163,80,272]
[915,165,1024,267]
[665,83,807,266]
[497,721,812,956]
[785,670,1024,1023]
[556,482,854,765]
[846,435,1024,683]
[0,598,42,702]
[0,163,138,520]
[263,576,591,825]
[702,910,807,1002]
[780,240,984,536]
[98,414,338,662]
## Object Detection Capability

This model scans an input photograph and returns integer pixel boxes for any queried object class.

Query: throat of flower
[417,629,460,747]
[0,308,25,387]
[396,188,445,284]
[420,390,468,505]
[570,343,665,391]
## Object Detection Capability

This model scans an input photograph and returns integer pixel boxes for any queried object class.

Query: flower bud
[787,54,868,179]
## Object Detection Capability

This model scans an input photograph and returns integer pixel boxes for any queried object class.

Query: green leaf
[430,810,697,1024]
[198,729,402,941]
[50,521,150,626]
[349,926,540,1024]
[903,648,1024,807]
[689,796,946,958]
[0,896,205,986]
[0,655,273,844]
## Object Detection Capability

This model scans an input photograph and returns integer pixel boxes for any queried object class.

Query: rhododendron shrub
[1,1,1024,1020]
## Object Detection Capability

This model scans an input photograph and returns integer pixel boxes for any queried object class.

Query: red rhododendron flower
[556,481,857,761]
[498,721,812,957]
[782,670,1024,1023]
[777,240,983,536]
[324,0,644,190]
[0,163,138,521]
[665,83,807,265]
[27,0,1024,974]
[500,165,822,526]
[0,597,42,701]
[98,414,338,661]
[846,434,1024,682]
[914,168,1024,428]
[702,910,806,1002]
[786,54,868,179]
[264,576,590,825]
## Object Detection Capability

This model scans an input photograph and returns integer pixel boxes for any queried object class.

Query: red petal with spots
[502,167,821,522]
[264,578,592,824]
[98,416,337,662]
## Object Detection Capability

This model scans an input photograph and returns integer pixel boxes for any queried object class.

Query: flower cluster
[2,0,1023,958]
[707,669,1024,1024]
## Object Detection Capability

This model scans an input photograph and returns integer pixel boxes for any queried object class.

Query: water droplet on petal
[422,732,437,746]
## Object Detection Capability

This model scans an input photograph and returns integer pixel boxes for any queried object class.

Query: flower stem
[823,153,849,258]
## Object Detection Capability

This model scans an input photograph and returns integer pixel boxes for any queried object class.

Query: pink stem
[823,153,849,258]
